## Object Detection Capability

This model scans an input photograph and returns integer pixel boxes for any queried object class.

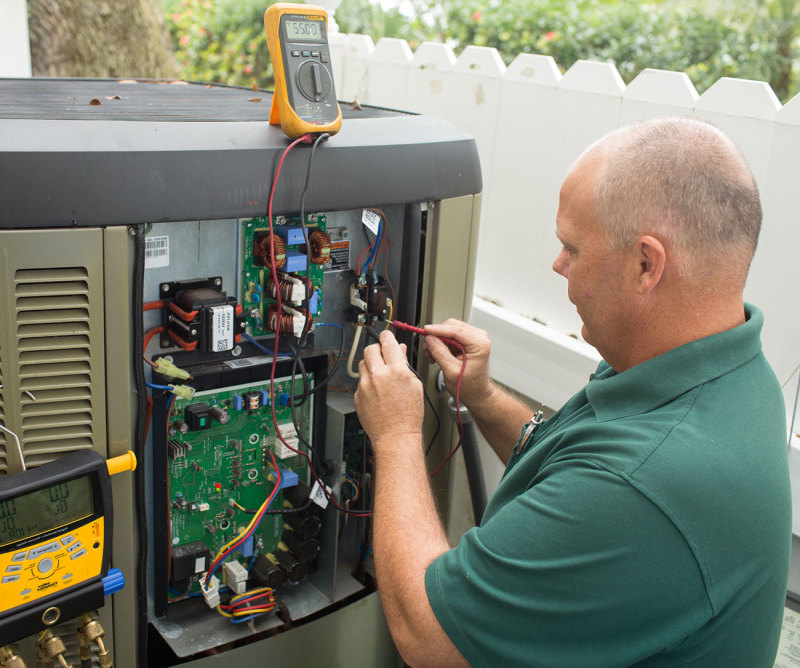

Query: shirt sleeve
[424,460,712,668]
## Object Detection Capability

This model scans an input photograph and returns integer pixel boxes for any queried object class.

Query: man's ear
[634,235,666,294]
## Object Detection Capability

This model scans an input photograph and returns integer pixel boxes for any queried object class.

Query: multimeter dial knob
[296,61,332,102]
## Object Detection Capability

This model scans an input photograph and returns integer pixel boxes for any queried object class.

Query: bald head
[591,117,761,285]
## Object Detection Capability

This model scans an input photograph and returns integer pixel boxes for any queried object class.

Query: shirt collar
[585,303,764,421]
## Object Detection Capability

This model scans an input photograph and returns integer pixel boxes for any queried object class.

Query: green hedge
[164,0,796,101]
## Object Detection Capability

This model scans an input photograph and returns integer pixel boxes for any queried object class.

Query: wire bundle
[204,451,282,586]
[216,587,277,624]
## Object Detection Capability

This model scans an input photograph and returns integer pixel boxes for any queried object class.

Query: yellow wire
[216,587,276,618]
[383,298,393,330]
[209,461,280,574]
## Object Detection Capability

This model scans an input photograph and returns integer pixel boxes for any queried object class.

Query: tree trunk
[28,0,178,79]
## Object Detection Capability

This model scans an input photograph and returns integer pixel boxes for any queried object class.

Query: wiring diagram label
[145,235,170,268]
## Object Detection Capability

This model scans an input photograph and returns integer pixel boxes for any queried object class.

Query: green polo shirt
[426,304,791,667]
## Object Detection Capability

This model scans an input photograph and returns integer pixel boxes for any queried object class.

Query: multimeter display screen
[0,476,93,548]
[284,19,323,42]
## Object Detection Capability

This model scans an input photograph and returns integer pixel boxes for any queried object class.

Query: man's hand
[354,330,424,452]
[424,319,494,408]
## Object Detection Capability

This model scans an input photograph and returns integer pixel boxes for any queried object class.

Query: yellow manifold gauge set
[0,450,135,644]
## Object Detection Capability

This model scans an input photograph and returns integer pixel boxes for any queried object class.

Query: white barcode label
[309,480,332,509]
[361,209,381,235]
[145,235,169,268]
[210,305,234,352]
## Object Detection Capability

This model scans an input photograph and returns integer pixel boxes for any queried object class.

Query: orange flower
[544,31,557,42]
[472,10,482,21]
[179,34,190,47]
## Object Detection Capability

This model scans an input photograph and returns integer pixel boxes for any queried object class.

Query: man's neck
[609,295,746,373]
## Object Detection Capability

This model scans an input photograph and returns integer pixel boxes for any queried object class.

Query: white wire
[0,424,25,471]
[346,323,364,379]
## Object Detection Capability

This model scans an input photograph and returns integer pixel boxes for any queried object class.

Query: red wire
[391,320,467,477]
[205,450,282,584]
[143,326,164,354]
[264,135,372,518]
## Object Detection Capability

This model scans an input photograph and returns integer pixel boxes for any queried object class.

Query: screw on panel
[214,278,222,286]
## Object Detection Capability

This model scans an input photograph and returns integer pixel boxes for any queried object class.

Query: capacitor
[285,511,322,539]
[281,530,320,562]
[251,553,287,589]
[172,419,189,434]
[283,481,311,508]
[210,405,230,424]
[273,548,308,583]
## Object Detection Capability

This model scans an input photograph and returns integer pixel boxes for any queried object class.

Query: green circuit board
[167,376,313,592]
[241,214,327,337]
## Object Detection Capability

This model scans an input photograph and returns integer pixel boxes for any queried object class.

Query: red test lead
[390,320,467,477]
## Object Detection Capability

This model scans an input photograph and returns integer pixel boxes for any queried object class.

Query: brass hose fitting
[36,630,72,668]
[0,645,27,668]
[77,613,111,668]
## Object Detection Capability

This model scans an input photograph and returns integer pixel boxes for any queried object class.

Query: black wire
[266,498,314,515]
[298,132,329,309]
[288,132,332,407]
[291,323,346,405]
[286,339,325,473]
[404,362,441,457]
[131,224,149,662]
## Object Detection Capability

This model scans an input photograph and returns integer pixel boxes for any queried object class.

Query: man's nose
[552,249,569,277]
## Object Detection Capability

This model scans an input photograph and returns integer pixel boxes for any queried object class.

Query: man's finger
[425,335,461,372]
[362,341,385,372]
[379,330,407,368]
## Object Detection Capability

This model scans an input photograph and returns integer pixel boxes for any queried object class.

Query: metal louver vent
[0,336,5,471]
[14,267,95,469]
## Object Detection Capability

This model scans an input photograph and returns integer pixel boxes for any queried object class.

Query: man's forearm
[372,433,468,667]
[464,381,538,465]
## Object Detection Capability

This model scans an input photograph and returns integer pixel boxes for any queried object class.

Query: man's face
[552,150,633,364]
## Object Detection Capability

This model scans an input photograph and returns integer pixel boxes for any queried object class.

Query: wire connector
[153,357,191,380]
[223,561,249,595]
[200,574,221,608]
[169,384,196,400]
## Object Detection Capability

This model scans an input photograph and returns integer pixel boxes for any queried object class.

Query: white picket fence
[329,33,800,424]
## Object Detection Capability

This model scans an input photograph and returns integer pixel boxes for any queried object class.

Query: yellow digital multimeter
[0,449,135,644]
[265,3,342,138]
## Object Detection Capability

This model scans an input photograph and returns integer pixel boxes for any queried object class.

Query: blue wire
[231,614,262,624]
[242,332,270,354]
[313,322,344,330]
[146,381,173,392]
[361,219,382,278]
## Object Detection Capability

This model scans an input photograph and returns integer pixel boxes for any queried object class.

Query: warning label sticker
[324,240,350,272]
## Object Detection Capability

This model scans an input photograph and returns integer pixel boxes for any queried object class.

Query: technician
[354,117,792,667]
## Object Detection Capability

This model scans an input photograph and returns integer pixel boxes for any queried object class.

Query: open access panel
[0,78,481,667]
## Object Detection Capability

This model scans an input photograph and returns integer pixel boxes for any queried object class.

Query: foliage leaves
[164,0,798,101]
